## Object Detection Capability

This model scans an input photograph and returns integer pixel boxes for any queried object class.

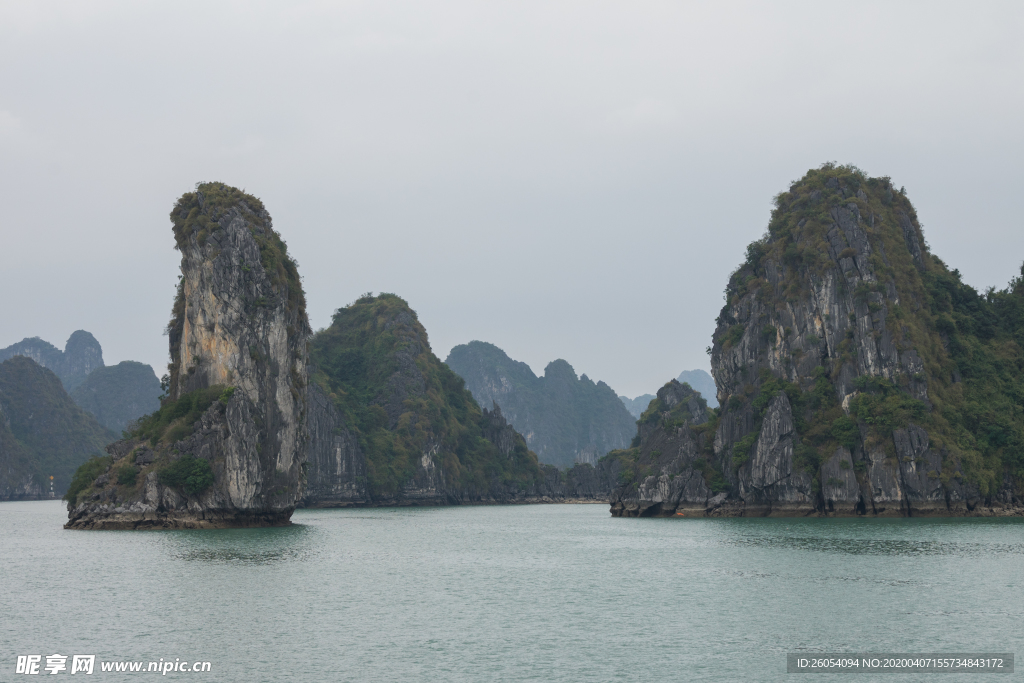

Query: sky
[1,1,1022,398]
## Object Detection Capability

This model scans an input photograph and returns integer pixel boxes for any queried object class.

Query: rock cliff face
[612,164,1024,517]
[607,380,722,517]
[445,341,637,468]
[303,295,614,506]
[0,357,114,500]
[304,382,368,505]
[65,183,310,529]
[0,331,104,391]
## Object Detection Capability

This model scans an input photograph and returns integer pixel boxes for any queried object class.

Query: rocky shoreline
[302,497,607,509]
[65,506,293,530]
[609,497,1024,518]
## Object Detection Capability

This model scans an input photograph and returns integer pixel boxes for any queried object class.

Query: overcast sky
[1,1,1022,397]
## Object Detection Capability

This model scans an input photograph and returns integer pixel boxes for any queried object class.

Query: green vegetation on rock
[64,384,228,506]
[63,455,112,506]
[171,182,305,318]
[719,163,1024,496]
[158,454,215,497]
[166,182,307,396]
[676,370,718,408]
[115,463,139,486]
[310,294,543,498]
[620,370,717,419]
[128,386,226,446]
[637,381,706,430]
[610,164,1024,517]
[606,380,725,494]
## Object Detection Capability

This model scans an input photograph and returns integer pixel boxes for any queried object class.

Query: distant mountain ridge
[619,369,718,419]
[676,369,718,408]
[619,394,655,419]
[0,331,104,391]
[445,341,637,468]
[70,361,162,434]
[0,356,115,499]
[0,332,161,434]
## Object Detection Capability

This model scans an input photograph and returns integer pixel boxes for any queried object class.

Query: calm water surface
[1,501,1021,682]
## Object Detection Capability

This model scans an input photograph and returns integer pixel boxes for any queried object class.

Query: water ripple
[163,524,319,565]
[725,535,1024,556]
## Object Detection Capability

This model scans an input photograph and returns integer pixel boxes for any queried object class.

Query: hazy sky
[1,1,1022,397]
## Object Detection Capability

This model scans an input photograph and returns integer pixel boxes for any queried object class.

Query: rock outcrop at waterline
[605,380,724,517]
[302,294,616,506]
[65,183,310,529]
[611,164,1024,518]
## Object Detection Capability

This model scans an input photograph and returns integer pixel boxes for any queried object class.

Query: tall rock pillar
[66,183,310,529]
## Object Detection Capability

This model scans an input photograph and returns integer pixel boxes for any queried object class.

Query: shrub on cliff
[128,386,226,446]
[115,464,138,487]
[158,455,215,497]
[169,182,304,319]
[63,455,111,505]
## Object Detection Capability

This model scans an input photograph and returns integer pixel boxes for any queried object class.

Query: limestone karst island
[608,165,1024,517]
[63,184,311,528]
[2,165,1021,529]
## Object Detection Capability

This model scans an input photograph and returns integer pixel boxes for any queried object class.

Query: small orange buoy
[675,512,685,517]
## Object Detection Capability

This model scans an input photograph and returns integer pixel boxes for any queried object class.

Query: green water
[1,501,1021,681]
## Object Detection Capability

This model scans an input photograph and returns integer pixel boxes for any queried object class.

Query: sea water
[1,501,1021,681]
